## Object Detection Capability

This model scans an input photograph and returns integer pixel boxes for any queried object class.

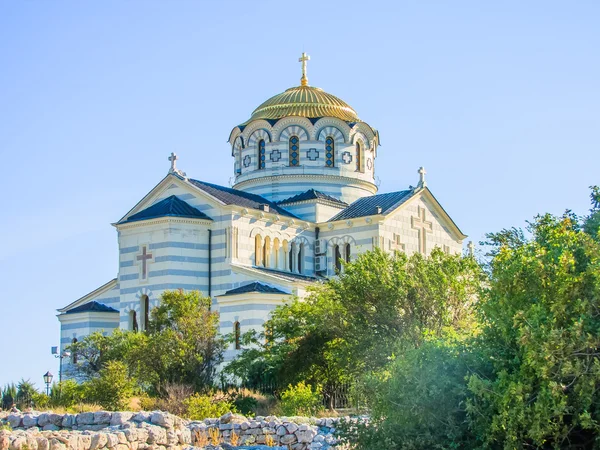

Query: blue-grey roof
[188,179,298,218]
[329,190,414,221]
[277,189,347,207]
[65,301,119,315]
[222,282,288,296]
[122,195,212,223]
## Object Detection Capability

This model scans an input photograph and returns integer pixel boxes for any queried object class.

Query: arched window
[263,236,271,268]
[356,141,363,172]
[71,338,78,364]
[289,136,300,166]
[325,137,335,168]
[289,242,296,272]
[234,321,241,350]
[297,243,304,274]
[334,245,342,273]
[255,235,263,266]
[345,243,351,263]
[129,310,138,332]
[140,295,150,331]
[258,139,266,170]
[235,149,242,175]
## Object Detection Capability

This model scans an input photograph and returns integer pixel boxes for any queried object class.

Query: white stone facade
[57,71,467,366]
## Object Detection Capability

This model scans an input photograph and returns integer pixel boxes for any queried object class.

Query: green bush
[85,361,135,411]
[183,393,236,420]
[280,382,323,416]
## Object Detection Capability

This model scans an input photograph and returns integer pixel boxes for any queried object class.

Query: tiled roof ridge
[121,195,213,224]
[329,189,413,221]
[277,188,347,206]
[65,301,119,315]
[187,179,299,219]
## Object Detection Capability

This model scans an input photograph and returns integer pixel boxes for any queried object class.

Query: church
[57,54,468,363]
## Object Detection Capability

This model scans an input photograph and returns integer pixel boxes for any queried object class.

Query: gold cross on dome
[299,52,310,86]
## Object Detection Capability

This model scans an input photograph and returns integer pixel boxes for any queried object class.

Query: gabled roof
[329,190,414,221]
[277,189,348,207]
[65,301,119,315]
[120,195,212,224]
[188,179,298,218]
[221,282,288,297]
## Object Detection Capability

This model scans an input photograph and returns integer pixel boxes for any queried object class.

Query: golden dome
[244,85,360,124]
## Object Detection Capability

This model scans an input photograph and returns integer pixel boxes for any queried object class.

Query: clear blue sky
[0,0,598,388]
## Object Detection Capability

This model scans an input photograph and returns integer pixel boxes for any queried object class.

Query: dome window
[325,137,335,168]
[289,136,300,167]
[258,139,266,170]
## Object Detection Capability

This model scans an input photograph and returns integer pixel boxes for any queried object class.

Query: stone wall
[0,411,341,450]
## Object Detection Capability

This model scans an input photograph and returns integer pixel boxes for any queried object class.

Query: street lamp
[43,371,53,396]
[51,346,71,396]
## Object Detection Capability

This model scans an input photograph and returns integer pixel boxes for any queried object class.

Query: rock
[219,412,233,424]
[147,426,167,445]
[79,435,91,450]
[89,433,107,450]
[110,413,132,427]
[0,432,11,450]
[280,434,297,445]
[9,436,26,450]
[22,416,38,428]
[49,439,66,450]
[42,425,60,432]
[76,414,94,427]
[296,429,317,443]
[36,437,49,450]
[93,412,111,425]
[62,415,76,429]
[131,413,149,423]
[150,413,173,430]
[276,425,287,436]
[38,415,50,428]
[285,423,298,434]
[7,416,22,429]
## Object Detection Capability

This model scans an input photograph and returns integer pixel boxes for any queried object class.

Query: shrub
[50,380,86,408]
[279,382,323,416]
[85,361,135,411]
[183,393,236,420]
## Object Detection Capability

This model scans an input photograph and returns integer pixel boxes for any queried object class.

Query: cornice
[116,216,213,231]
[233,173,378,193]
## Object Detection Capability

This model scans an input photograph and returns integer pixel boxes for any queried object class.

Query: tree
[339,331,483,450]
[85,361,135,411]
[467,188,600,449]
[69,289,225,393]
[226,248,483,403]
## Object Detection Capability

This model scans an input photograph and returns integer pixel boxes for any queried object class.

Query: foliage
[226,248,483,399]
[183,393,236,420]
[279,382,323,417]
[68,289,225,393]
[84,361,136,411]
[341,332,483,450]
[50,380,86,408]
[1,384,17,409]
[467,193,600,449]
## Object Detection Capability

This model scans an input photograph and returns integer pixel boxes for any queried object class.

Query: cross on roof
[168,152,178,173]
[468,241,475,257]
[411,206,433,255]
[418,166,427,187]
[299,52,310,86]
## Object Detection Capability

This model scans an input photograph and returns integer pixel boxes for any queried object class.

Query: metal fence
[222,381,356,410]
